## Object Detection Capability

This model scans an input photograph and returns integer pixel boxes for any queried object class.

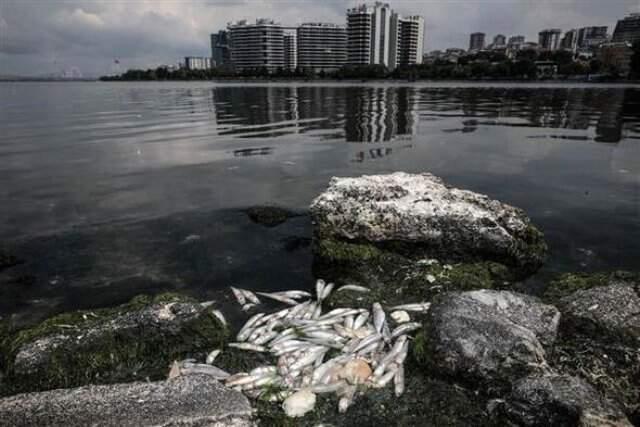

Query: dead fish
[237,313,266,341]
[316,279,326,299]
[181,362,230,379]
[242,289,261,305]
[256,292,299,305]
[394,364,405,396]
[211,309,227,326]
[320,282,335,300]
[372,303,386,333]
[353,312,369,329]
[230,286,247,305]
[390,322,421,339]
[228,342,267,352]
[200,300,216,308]
[311,380,347,394]
[337,284,370,293]
[206,349,221,365]
[390,302,431,312]
[242,303,256,312]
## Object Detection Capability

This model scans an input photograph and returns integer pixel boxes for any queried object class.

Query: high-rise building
[347,2,398,67]
[469,32,485,51]
[493,34,506,47]
[227,19,285,72]
[612,14,640,44]
[392,15,424,67]
[577,26,608,49]
[297,23,347,72]
[508,35,525,46]
[283,28,298,71]
[538,29,562,50]
[210,30,230,67]
[561,29,578,51]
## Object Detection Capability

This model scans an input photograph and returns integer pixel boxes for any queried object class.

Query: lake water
[1,81,639,325]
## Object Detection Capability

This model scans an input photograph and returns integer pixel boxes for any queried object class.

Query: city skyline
[1,0,639,77]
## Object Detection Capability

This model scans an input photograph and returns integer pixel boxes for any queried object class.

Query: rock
[543,271,639,302]
[0,373,252,427]
[492,374,632,427]
[0,293,228,396]
[310,172,547,276]
[421,290,560,390]
[283,389,317,417]
[557,284,640,346]
[246,206,297,227]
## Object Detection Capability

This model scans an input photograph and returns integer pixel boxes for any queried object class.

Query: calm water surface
[1,82,639,325]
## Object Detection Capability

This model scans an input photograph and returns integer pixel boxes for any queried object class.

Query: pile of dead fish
[197,280,430,418]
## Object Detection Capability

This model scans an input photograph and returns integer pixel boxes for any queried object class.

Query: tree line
[101,42,640,81]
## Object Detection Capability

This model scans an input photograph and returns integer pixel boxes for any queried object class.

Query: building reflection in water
[211,85,637,146]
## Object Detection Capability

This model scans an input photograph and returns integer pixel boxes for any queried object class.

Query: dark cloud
[0,0,638,76]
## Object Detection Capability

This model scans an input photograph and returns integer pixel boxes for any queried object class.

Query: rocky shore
[1,172,638,426]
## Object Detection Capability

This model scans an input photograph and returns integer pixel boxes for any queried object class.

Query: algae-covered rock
[310,172,547,276]
[0,293,228,396]
[491,374,632,427]
[543,271,639,302]
[0,373,252,427]
[421,290,560,392]
[557,284,640,347]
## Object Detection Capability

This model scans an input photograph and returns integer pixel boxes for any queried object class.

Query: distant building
[228,19,285,72]
[560,29,578,52]
[598,42,634,76]
[210,30,231,66]
[612,13,640,44]
[184,57,212,70]
[469,32,485,51]
[297,23,347,72]
[283,28,298,71]
[392,15,425,67]
[577,26,608,49]
[493,34,506,47]
[538,29,562,50]
[508,35,525,46]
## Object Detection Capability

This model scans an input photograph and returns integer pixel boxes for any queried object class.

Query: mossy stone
[542,270,639,302]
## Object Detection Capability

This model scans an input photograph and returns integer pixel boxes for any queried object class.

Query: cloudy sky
[1,0,639,77]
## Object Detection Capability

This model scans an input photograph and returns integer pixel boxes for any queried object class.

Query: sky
[1,0,639,77]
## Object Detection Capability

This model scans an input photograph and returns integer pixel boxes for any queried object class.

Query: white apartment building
[227,19,285,72]
[297,23,347,72]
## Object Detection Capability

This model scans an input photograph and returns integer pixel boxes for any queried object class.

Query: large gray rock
[492,374,631,427]
[558,284,640,346]
[1,294,227,396]
[423,290,560,389]
[0,374,252,427]
[310,172,546,274]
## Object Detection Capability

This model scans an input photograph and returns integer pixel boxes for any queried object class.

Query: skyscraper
[612,13,640,44]
[392,15,424,67]
[469,33,485,51]
[347,2,399,67]
[538,29,562,50]
[577,26,608,49]
[493,34,506,47]
[227,19,285,72]
[297,23,347,72]
[561,29,578,51]
[210,30,230,67]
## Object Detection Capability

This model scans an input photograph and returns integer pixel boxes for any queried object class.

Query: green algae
[0,293,228,397]
[542,270,639,302]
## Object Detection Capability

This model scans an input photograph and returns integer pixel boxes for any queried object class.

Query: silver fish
[225,373,257,387]
[200,300,216,308]
[211,309,227,326]
[256,292,298,305]
[242,289,261,305]
[394,364,405,396]
[337,284,370,293]
[372,303,386,334]
[230,286,246,305]
[316,279,326,299]
[181,363,230,379]
[390,302,431,312]
[237,313,266,341]
[311,380,347,394]
[353,312,369,330]
[205,349,221,365]
[320,282,335,300]
[228,342,267,352]
[390,322,421,339]
[242,303,256,312]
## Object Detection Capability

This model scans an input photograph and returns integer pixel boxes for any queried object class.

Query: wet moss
[0,293,228,397]
[322,257,513,310]
[542,271,639,302]
[253,368,489,426]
